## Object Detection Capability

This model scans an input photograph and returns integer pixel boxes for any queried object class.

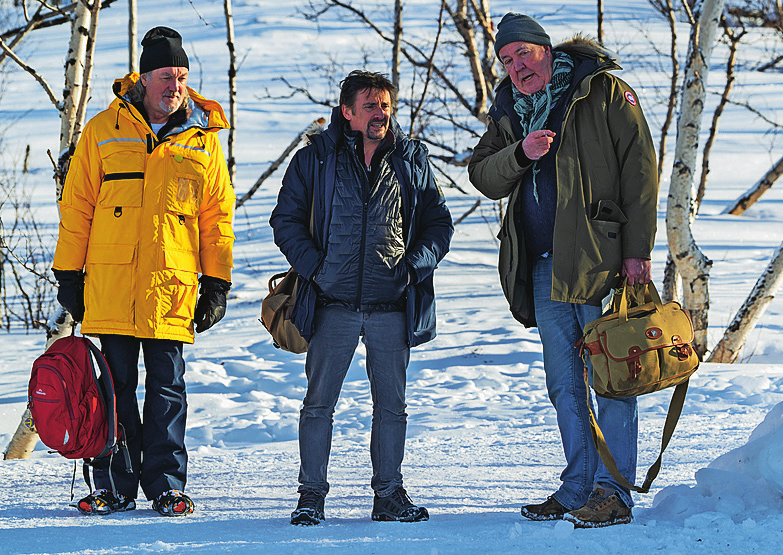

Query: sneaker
[76,489,136,516]
[564,488,632,528]
[291,490,325,526]
[152,489,194,517]
[520,496,567,521]
[371,487,429,522]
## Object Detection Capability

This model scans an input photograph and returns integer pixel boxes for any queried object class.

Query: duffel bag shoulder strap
[583,366,689,493]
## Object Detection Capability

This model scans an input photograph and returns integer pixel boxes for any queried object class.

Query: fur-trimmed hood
[553,34,619,68]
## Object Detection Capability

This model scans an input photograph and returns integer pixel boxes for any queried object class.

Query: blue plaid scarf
[512,51,575,203]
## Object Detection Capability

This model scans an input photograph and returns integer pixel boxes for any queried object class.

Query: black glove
[52,269,85,322]
[193,275,231,333]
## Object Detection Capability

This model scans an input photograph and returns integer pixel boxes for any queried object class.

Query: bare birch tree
[695,16,746,213]
[666,0,726,358]
[224,0,237,185]
[597,0,604,44]
[3,0,104,459]
[128,0,137,73]
[708,241,783,363]
[392,0,402,112]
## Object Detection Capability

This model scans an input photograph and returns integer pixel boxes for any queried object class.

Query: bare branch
[236,118,327,208]
[723,153,783,215]
[410,0,446,137]
[269,76,335,108]
[695,16,746,213]
[453,197,481,225]
[0,38,62,110]
[1,0,118,41]
[429,158,469,194]
[445,0,488,121]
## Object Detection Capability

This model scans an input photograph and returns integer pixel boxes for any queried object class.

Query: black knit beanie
[139,27,189,74]
[494,13,551,58]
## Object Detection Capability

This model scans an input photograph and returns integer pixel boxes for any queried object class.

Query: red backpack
[28,335,130,490]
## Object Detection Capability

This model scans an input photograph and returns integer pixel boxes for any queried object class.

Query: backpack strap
[582,365,689,493]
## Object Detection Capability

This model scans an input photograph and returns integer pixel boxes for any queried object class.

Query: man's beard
[366,118,388,141]
[159,96,181,114]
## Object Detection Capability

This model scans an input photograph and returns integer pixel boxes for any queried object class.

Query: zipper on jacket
[355,155,370,311]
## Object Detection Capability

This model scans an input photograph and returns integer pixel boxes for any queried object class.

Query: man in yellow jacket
[52,27,234,517]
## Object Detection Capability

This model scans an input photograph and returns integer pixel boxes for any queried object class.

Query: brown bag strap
[582,366,689,493]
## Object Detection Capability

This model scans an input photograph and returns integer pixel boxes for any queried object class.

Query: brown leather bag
[260,269,308,354]
[578,280,700,493]
[261,193,314,355]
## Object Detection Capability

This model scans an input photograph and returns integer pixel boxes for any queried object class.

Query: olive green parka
[468,37,659,327]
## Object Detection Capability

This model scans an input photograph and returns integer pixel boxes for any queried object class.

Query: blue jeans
[298,306,410,497]
[532,256,638,509]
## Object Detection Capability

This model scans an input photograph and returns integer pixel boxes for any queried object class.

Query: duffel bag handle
[268,271,292,294]
[618,279,664,325]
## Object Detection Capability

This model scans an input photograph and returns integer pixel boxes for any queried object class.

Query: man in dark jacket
[270,71,453,526]
[469,14,659,528]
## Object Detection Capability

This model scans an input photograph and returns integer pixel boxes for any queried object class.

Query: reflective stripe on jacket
[53,73,235,343]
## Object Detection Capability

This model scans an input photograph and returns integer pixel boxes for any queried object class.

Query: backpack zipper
[33,358,77,421]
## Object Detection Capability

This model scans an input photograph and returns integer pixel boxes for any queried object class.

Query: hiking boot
[291,489,325,526]
[76,489,136,516]
[520,496,567,521]
[371,487,429,522]
[152,489,195,517]
[564,488,632,528]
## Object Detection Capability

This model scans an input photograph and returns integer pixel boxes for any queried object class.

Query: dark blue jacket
[270,107,453,347]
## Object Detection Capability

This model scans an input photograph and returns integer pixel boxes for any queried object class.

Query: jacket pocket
[84,244,136,323]
[163,248,201,274]
[166,149,209,217]
[214,222,234,268]
[590,199,628,225]
[162,211,200,258]
[94,152,145,243]
[162,269,199,321]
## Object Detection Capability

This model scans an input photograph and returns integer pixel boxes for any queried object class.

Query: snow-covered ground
[2,0,783,553]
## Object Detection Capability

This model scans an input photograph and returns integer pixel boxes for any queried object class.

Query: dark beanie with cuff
[140,27,189,74]
[494,13,551,58]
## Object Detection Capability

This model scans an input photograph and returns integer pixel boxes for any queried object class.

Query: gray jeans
[298,306,410,497]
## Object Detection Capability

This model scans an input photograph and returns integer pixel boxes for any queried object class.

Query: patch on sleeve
[624,91,638,106]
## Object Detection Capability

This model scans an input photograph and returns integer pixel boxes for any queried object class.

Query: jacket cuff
[199,275,232,292]
[514,141,533,167]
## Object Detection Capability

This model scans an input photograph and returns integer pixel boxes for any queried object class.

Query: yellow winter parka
[53,73,235,343]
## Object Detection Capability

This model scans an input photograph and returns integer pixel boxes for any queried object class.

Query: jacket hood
[111,72,229,132]
[553,34,619,68]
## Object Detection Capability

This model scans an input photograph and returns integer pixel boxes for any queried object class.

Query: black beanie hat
[139,27,189,74]
[494,13,551,59]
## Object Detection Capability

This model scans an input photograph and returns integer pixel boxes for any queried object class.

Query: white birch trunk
[56,0,92,202]
[708,242,783,363]
[6,0,101,460]
[452,0,487,122]
[666,0,725,358]
[391,0,402,116]
[224,0,237,185]
[128,0,138,73]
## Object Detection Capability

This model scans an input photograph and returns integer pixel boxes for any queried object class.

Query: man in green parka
[468,13,659,528]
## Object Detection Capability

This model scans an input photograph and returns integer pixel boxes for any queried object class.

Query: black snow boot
[291,489,325,526]
[371,487,429,522]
